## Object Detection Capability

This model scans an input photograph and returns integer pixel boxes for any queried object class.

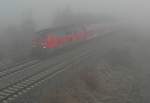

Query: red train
[31,24,97,57]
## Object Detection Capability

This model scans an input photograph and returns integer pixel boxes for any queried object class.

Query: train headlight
[43,46,46,48]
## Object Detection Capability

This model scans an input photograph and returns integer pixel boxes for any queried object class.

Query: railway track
[0,35,99,103]
[0,28,115,81]
[0,29,116,103]
[0,36,94,80]
[0,46,94,103]
[0,58,37,71]
[0,32,100,82]
[0,41,91,84]
[0,60,40,78]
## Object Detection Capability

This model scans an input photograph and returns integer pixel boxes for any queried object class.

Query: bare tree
[52,6,74,27]
[19,9,36,58]
[1,9,36,62]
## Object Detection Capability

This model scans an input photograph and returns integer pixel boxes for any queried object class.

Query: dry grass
[41,62,142,103]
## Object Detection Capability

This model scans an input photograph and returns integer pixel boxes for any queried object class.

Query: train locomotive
[31,24,97,58]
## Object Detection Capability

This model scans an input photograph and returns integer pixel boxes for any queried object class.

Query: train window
[65,31,72,35]
[52,31,64,35]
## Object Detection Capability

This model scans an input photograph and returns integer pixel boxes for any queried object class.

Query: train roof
[36,24,77,36]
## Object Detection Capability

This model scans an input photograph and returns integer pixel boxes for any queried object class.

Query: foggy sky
[0,0,150,30]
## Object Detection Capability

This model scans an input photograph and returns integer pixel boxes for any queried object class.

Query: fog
[1,0,150,29]
[0,0,150,71]
[0,0,150,102]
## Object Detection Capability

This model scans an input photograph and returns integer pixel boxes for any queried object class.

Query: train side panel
[31,24,98,58]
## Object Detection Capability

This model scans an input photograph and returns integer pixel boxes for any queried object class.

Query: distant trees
[52,6,94,27]
[0,7,115,64]
[20,10,36,57]
[2,10,36,63]
[3,26,19,59]
[52,6,74,27]
[52,6,115,27]
[21,10,36,41]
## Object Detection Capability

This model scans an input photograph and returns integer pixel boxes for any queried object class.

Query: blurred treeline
[0,7,114,65]
[0,10,36,65]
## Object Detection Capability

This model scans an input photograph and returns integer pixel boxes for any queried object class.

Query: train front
[31,31,50,58]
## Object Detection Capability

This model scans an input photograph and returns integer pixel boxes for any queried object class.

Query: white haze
[0,0,150,30]
[1,1,150,101]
